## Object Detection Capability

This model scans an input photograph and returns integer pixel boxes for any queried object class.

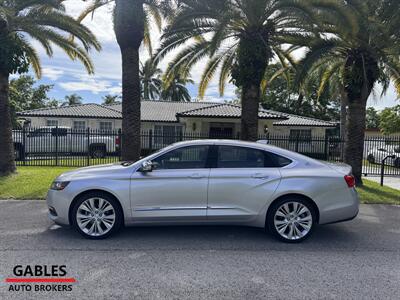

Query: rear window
[266,152,293,167]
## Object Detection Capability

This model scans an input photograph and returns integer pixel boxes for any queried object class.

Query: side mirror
[140,161,154,173]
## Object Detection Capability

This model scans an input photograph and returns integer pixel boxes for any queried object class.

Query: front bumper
[46,189,72,226]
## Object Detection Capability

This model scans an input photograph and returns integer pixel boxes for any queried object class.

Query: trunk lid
[321,161,352,175]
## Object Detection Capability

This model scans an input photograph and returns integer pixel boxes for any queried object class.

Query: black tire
[267,197,317,243]
[90,145,106,158]
[71,192,123,240]
[367,154,375,164]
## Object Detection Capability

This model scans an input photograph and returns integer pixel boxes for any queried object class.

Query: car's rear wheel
[71,192,122,239]
[267,197,316,243]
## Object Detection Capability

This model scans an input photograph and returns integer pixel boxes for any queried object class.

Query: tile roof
[176,103,285,119]
[17,100,337,127]
[106,101,221,122]
[272,112,337,127]
[17,103,121,119]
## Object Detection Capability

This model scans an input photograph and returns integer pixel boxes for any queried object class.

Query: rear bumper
[318,188,360,225]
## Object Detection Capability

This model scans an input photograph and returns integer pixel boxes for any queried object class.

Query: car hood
[56,163,138,181]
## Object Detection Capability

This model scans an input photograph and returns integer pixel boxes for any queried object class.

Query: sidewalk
[364,176,400,190]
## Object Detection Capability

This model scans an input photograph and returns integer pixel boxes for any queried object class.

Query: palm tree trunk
[344,98,367,186]
[0,71,16,176]
[114,0,145,161]
[120,47,141,161]
[241,84,260,141]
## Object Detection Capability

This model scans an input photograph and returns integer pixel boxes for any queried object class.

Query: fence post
[118,129,122,161]
[55,126,59,166]
[295,133,300,152]
[324,135,329,160]
[86,128,90,166]
[149,130,153,153]
[22,126,26,166]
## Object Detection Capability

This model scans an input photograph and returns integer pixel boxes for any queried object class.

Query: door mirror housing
[140,161,154,172]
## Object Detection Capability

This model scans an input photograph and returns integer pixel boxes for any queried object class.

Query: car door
[130,144,211,221]
[207,145,283,222]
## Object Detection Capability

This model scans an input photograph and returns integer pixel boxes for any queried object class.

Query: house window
[290,129,312,143]
[46,120,58,127]
[154,125,183,146]
[99,121,113,132]
[73,121,86,131]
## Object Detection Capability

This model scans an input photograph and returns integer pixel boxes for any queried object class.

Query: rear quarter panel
[277,166,359,224]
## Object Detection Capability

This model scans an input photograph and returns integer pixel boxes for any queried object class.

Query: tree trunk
[344,98,367,186]
[0,72,16,176]
[241,84,260,141]
[114,0,144,161]
[120,47,141,161]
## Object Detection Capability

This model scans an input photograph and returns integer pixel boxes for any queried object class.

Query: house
[17,100,337,139]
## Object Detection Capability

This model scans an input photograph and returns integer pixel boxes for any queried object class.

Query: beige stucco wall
[271,125,327,136]
[25,117,122,130]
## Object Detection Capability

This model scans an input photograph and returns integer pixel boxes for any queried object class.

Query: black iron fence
[12,127,400,176]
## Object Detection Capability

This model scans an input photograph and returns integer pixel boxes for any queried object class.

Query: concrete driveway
[0,201,399,299]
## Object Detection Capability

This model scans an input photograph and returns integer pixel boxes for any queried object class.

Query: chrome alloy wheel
[273,202,313,240]
[76,198,116,237]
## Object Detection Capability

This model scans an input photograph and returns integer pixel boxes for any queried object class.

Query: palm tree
[61,94,83,106]
[157,0,353,141]
[161,74,193,102]
[140,59,162,100]
[102,94,121,105]
[0,0,100,176]
[79,0,173,161]
[296,0,400,185]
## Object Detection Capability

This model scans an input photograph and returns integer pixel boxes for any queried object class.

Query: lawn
[0,167,399,204]
[357,179,400,205]
[0,167,76,199]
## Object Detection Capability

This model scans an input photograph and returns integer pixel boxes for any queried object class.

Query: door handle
[251,173,270,180]
[189,173,204,179]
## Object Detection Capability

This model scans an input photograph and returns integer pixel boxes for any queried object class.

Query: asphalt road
[0,201,399,300]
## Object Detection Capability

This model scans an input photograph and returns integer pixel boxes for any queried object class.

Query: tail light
[344,175,356,188]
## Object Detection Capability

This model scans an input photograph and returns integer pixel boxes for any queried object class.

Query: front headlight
[50,181,70,191]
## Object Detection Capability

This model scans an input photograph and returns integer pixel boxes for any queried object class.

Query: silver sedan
[47,140,359,243]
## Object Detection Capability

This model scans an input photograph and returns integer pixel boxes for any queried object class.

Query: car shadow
[40,221,370,253]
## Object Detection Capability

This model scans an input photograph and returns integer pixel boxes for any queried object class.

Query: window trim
[46,119,59,127]
[73,120,86,131]
[99,121,113,132]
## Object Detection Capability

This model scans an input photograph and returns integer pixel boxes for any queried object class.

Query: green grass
[0,167,76,199]
[358,179,400,205]
[0,167,399,204]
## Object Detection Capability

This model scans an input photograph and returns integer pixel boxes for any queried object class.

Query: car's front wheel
[71,192,123,239]
[267,197,316,243]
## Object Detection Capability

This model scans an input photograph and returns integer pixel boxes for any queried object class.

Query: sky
[19,0,399,110]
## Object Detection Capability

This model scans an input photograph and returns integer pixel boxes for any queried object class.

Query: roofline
[16,113,121,120]
[176,102,287,120]
[273,123,337,127]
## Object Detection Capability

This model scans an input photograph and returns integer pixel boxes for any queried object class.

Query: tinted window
[217,146,268,168]
[217,146,292,168]
[152,145,210,170]
[267,152,292,167]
